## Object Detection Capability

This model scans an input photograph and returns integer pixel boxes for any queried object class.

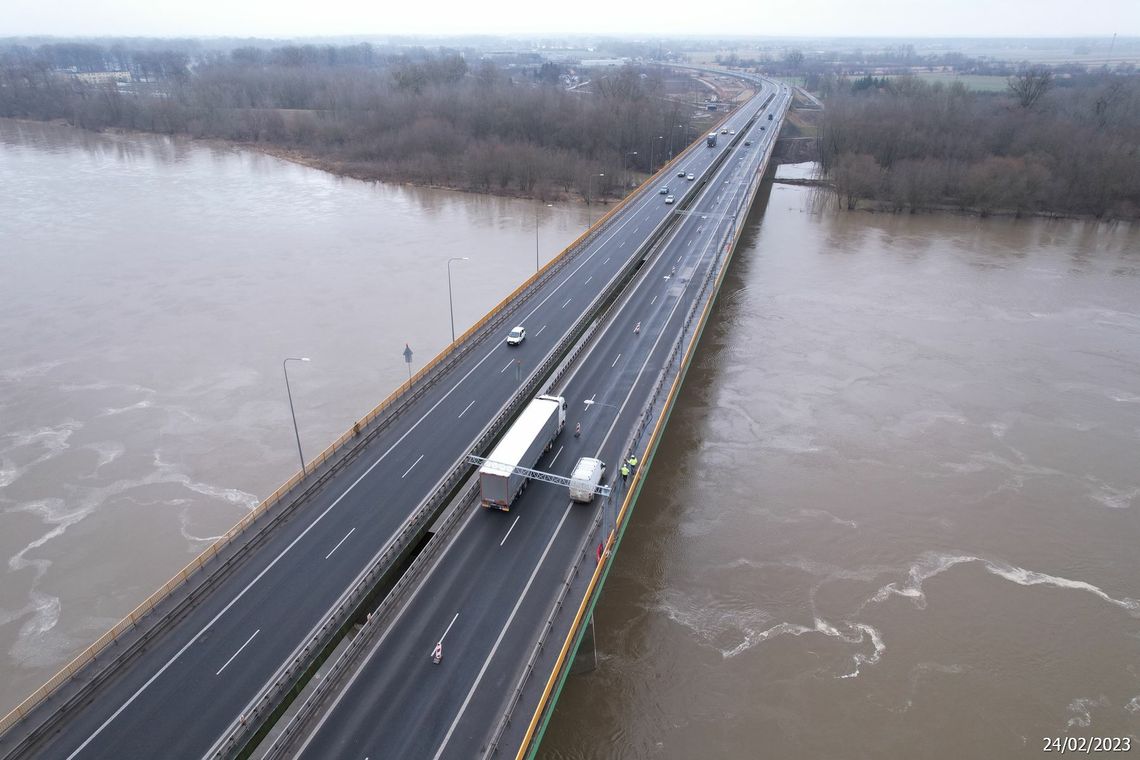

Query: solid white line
[401,454,424,479]
[611,353,621,368]
[436,612,460,647]
[457,399,476,419]
[500,358,514,373]
[499,515,521,547]
[324,528,356,560]
[216,630,260,677]
[76,97,749,758]
[430,502,574,760]
[275,120,735,756]
[549,445,563,465]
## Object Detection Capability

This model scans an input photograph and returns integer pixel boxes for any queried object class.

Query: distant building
[73,71,133,84]
[580,58,630,68]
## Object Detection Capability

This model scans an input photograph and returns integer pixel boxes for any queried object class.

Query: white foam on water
[100,399,155,416]
[4,421,82,455]
[797,509,859,529]
[153,450,258,510]
[1066,696,1108,729]
[0,361,64,383]
[654,585,887,677]
[6,498,96,581]
[0,459,19,488]
[85,441,125,472]
[1086,481,1139,510]
[60,381,155,395]
[177,509,225,545]
[870,552,1140,616]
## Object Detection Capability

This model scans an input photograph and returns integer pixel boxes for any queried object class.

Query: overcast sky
[3,0,1139,39]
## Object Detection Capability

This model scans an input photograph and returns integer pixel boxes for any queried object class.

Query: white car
[665,195,675,204]
[506,326,526,345]
[686,173,695,181]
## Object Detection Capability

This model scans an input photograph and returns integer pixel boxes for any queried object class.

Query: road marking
[687,239,692,246]
[603,257,610,265]
[651,295,657,305]
[457,399,476,419]
[67,90,759,760]
[401,454,424,479]
[611,353,621,368]
[535,324,546,336]
[216,630,260,676]
[500,359,514,373]
[324,528,356,560]
[430,502,574,760]
[550,445,563,465]
[562,298,572,309]
[584,393,596,411]
[436,612,460,648]
[499,515,521,547]
[585,275,592,285]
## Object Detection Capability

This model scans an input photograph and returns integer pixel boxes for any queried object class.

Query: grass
[900,72,1010,92]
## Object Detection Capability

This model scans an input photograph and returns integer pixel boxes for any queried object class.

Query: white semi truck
[479,394,566,510]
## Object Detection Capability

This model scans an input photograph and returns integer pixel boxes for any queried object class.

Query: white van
[568,457,606,503]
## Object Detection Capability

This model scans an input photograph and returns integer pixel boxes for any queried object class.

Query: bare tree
[1007,67,1054,109]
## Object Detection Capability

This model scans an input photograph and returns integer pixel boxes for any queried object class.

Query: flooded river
[0,119,588,715]
[541,174,1140,757]
[2,123,1138,757]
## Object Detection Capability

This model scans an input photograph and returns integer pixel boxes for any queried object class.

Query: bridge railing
[208,127,723,758]
[0,129,706,745]
[484,90,790,759]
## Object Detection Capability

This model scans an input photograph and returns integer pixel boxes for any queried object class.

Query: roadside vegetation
[0,41,699,200]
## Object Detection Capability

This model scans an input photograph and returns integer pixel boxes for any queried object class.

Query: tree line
[817,71,1140,219]
[0,42,699,200]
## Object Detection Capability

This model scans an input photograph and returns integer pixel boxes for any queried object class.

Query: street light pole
[446,256,469,343]
[282,357,310,476]
[535,202,552,273]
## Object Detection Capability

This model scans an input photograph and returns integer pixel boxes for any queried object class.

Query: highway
[1,76,778,760]
[282,78,789,760]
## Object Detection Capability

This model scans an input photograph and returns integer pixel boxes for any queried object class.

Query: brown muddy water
[0,119,589,715]
[541,172,1140,759]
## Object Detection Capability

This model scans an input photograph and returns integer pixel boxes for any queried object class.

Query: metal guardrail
[490,89,791,760]
[253,127,731,759]
[212,135,722,759]
[0,128,702,749]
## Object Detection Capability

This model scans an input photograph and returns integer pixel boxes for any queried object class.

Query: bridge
[0,71,790,760]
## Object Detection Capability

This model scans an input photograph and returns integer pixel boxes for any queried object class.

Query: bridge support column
[571,614,598,674]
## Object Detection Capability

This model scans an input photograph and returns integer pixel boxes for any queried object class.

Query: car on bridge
[686,173,695,181]
[506,326,526,345]
[677,170,687,178]
[664,195,675,204]
[744,139,752,146]
[659,185,670,194]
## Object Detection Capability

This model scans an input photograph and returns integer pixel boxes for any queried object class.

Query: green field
[894,72,1010,92]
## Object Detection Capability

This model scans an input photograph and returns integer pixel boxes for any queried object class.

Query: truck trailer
[479,394,566,510]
